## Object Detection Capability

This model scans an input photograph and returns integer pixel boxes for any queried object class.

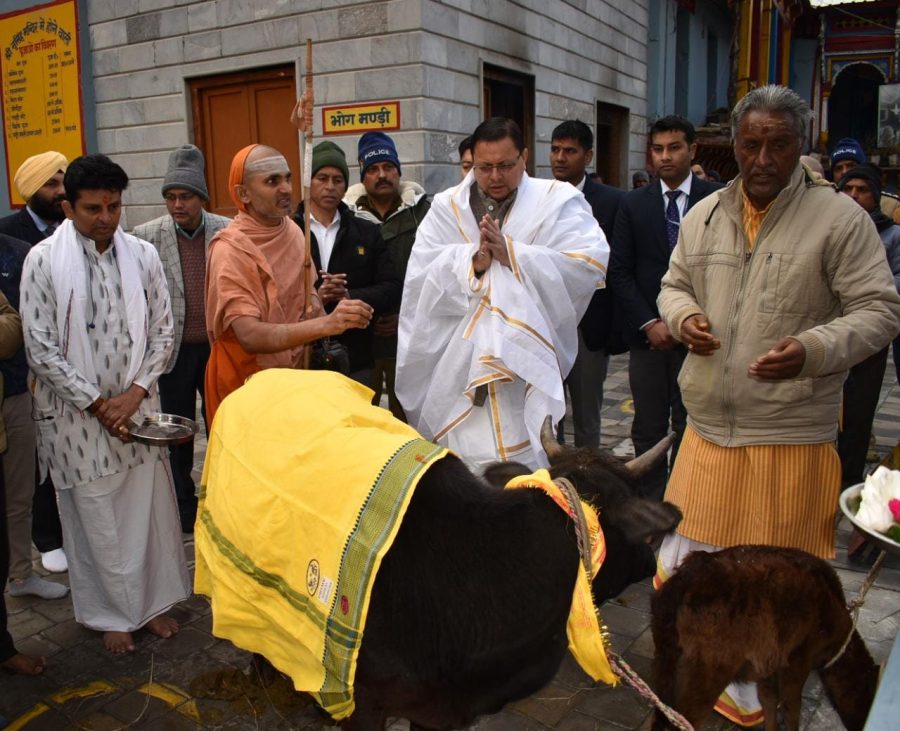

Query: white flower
[855,467,900,533]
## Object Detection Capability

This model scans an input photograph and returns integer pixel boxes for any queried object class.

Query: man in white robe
[396,118,609,470]
[21,154,190,653]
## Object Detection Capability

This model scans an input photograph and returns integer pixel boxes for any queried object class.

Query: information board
[1,0,85,207]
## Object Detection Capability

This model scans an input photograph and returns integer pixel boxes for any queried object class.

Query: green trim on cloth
[194,369,448,720]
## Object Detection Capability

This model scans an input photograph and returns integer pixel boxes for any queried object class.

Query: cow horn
[540,416,563,459]
[624,433,676,477]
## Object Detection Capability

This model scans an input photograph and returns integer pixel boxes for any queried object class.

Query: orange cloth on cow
[504,470,617,686]
[204,211,322,424]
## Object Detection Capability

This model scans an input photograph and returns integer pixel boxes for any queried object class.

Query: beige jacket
[659,164,900,446]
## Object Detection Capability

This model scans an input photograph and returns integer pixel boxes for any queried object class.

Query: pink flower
[890,499,900,524]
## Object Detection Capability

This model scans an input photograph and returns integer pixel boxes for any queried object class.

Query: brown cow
[651,545,879,731]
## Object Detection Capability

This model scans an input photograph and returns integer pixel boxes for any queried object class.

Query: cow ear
[602,497,682,544]
[482,461,531,488]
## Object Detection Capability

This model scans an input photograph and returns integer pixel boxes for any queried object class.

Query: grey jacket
[133,209,231,372]
[659,164,900,447]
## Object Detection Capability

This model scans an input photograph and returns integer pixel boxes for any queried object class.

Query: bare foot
[1,652,46,675]
[145,614,179,639]
[103,630,135,653]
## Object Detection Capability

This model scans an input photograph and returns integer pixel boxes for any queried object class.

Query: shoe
[8,574,69,599]
[41,548,68,573]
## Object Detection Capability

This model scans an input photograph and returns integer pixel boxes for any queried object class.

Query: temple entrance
[828,63,883,152]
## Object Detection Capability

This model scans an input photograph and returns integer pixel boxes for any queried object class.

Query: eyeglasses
[472,157,521,176]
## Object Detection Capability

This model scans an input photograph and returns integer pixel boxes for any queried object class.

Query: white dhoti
[57,459,191,632]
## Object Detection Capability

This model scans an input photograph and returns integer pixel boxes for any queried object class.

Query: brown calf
[651,545,879,731]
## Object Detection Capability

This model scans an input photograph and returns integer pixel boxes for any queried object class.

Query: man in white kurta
[21,154,190,653]
[396,119,609,470]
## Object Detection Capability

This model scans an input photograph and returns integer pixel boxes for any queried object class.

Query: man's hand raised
[748,338,806,380]
[323,299,373,335]
[680,315,721,355]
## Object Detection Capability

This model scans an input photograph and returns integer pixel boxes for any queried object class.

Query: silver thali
[128,413,199,447]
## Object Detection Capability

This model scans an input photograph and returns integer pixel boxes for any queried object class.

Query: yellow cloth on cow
[193,369,448,720]
[504,470,617,686]
[14,151,67,201]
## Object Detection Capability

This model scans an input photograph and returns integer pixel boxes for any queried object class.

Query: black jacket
[0,207,46,246]
[579,177,625,352]
[607,174,722,349]
[294,202,401,371]
[0,233,29,397]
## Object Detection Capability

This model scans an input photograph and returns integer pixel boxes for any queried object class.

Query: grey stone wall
[86,0,647,227]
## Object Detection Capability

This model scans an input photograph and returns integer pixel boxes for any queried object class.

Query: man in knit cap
[345,131,430,419]
[0,151,69,576]
[831,137,900,223]
[0,151,68,244]
[293,141,399,384]
[133,145,230,533]
[836,165,900,490]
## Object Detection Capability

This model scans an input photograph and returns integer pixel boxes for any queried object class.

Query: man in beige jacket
[655,85,900,727]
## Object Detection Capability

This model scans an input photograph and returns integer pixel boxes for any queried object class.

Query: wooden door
[190,66,299,217]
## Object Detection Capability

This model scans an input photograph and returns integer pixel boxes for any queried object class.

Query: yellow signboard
[1,0,85,207]
[322,101,401,136]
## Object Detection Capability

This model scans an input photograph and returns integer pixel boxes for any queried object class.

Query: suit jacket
[0,207,49,245]
[579,177,625,352]
[608,174,721,349]
[133,209,231,372]
[294,202,401,371]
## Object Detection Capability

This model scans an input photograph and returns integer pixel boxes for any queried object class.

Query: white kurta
[396,173,609,470]
[21,222,190,631]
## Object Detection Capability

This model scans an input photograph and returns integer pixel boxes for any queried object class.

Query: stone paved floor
[2,353,899,730]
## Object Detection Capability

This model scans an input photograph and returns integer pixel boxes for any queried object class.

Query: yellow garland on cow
[504,470,618,686]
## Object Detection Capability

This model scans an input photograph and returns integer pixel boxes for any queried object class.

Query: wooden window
[595,102,629,189]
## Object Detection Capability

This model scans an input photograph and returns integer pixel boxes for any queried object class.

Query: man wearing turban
[0,151,69,580]
[0,151,68,244]
[204,143,373,423]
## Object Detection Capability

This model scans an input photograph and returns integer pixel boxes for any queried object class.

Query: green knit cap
[312,141,349,185]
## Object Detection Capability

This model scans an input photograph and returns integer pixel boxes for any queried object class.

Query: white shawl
[396,173,608,467]
[50,219,148,388]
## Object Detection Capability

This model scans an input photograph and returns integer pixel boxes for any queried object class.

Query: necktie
[665,190,680,251]
[45,223,57,237]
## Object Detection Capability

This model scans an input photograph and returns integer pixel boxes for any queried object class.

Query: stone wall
[85,0,647,227]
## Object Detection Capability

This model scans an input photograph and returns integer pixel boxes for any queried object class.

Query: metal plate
[128,413,199,447]
[839,483,900,558]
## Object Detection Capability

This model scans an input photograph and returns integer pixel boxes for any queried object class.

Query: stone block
[423,165,456,196]
[126,12,160,44]
[138,0,178,13]
[93,74,132,103]
[87,0,120,24]
[339,3,388,38]
[428,132,459,163]
[121,68,184,98]
[187,1,218,33]
[355,66,424,102]
[297,10,341,44]
[183,30,222,62]
[111,150,173,179]
[115,121,187,154]
[548,95,593,126]
[507,681,583,727]
[90,19,128,51]
[386,0,423,31]
[371,31,421,67]
[123,177,166,208]
[153,37,184,67]
[118,41,157,73]
[424,67,478,106]
[219,16,301,56]
[423,0,462,38]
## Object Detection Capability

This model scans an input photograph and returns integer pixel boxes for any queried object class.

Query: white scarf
[49,219,148,388]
